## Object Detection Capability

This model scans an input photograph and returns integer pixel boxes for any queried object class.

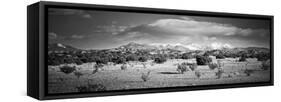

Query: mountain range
[48,42,269,54]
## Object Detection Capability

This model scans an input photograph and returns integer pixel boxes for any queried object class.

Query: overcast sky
[48,8,271,50]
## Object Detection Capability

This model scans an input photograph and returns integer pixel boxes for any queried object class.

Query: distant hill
[117,42,157,50]
[48,42,270,55]
[115,42,191,52]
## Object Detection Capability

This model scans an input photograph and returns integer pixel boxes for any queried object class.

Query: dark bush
[126,55,138,61]
[112,57,126,64]
[96,58,108,65]
[48,59,61,66]
[196,55,211,65]
[75,59,83,65]
[256,53,270,61]
[138,56,148,62]
[177,64,189,74]
[154,57,167,64]
[59,66,76,74]
[216,54,225,59]
[64,58,75,64]
[182,53,193,59]
[80,58,88,63]
[239,56,246,62]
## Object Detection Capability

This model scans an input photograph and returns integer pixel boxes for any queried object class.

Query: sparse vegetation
[48,42,271,94]
[76,83,107,92]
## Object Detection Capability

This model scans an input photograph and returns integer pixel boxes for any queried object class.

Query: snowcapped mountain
[47,42,269,55]
[48,43,80,51]
[149,42,233,51]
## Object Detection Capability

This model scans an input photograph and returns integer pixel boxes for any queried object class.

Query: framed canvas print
[27,1,274,100]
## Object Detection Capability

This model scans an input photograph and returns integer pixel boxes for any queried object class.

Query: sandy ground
[48,59,270,94]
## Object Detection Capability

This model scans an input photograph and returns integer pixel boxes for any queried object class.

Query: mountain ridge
[48,42,269,53]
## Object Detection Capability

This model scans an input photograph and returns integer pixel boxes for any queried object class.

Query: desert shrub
[96,58,108,65]
[138,56,148,62]
[244,69,254,76]
[121,64,128,70]
[216,68,224,79]
[208,63,219,70]
[196,55,211,65]
[182,53,193,59]
[181,62,193,66]
[80,58,89,63]
[48,59,61,66]
[92,64,104,74]
[141,71,151,82]
[75,59,83,65]
[126,55,138,61]
[189,63,198,71]
[59,66,76,74]
[112,57,126,64]
[239,56,246,62]
[256,53,270,61]
[177,64,189,74]
[216,54,225,59]
[64,58,75,64]
[76,83,107,92]
[261,60,270,70]
[154,57,167,64]
[74,71,83,78]
[195,70,201,78]
[142,63,147,68]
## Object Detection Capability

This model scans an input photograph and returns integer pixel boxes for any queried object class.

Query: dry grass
[48,59,270,94]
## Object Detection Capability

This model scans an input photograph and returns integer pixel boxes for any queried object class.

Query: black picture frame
[27,1,274,100]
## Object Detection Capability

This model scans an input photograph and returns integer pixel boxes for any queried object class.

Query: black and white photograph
[47,7,271,94]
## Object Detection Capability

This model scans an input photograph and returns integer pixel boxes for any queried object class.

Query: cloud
[114,17,270,48]
[71,35,85,39]
[48,32,57,39]
[146,18,257,37]
[49,8,92,18]
[97,24,130,35]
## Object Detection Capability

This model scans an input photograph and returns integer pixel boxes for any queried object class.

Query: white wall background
[0,0,279,101]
